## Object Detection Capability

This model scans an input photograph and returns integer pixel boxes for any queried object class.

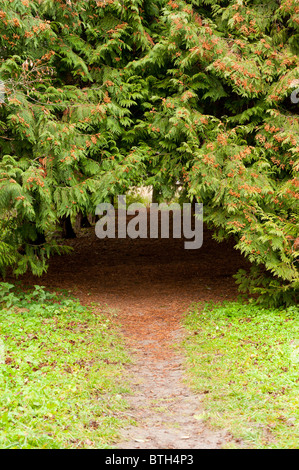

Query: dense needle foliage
[0,0,298,304]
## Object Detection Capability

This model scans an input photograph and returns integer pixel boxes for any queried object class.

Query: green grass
[182,301,299,449]
[0,283,132,449]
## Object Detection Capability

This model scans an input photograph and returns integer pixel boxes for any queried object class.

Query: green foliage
[183,301,299,448]
[0,282,131,448]
[0,0,298,304]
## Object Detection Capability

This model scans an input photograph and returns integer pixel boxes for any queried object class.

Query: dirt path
[18,219,249,448]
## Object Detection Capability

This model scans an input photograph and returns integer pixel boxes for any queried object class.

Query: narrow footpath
[20,219,249,448]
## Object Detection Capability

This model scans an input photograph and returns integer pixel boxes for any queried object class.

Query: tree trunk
[82,215,91,227]
[191,197,197,214]
[59,215,76,239]
[152,187,161,204]
[75,212,92,230]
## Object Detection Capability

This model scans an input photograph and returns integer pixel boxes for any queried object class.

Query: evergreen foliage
[0,0,298,304]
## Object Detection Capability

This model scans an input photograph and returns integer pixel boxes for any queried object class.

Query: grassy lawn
[0,283,132,449]
[182,301,299,449]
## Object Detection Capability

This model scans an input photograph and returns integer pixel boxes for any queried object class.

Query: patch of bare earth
[17,215,250,449]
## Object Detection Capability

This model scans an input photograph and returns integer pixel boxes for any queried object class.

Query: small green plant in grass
[183,301,299,449]
[0,283,132,448]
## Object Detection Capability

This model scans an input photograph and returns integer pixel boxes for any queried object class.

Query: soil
[17,214,250,449]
